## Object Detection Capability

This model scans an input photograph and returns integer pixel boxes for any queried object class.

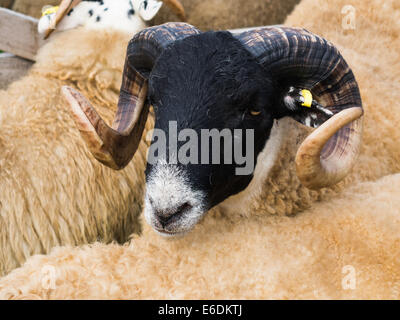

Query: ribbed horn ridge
[63,22,200,170]
[125,22,200,78]
[235,26,364,189]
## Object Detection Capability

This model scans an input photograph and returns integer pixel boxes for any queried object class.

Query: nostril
[175,202,192,216]
[154,201,192,227]
[154,211,170,226]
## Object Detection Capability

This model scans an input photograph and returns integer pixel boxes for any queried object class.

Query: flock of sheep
[0,0,399,299]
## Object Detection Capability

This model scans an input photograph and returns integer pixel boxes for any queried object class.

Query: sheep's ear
[281,87,334,128]
[38,13,55,35]
[138,0,163,21]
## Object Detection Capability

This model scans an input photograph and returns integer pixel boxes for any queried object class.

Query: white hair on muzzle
[144,159,206,237]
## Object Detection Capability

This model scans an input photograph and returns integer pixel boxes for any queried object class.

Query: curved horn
[163,0,186,20]
[235,27,363,189]
[295,108,363,189]
[63,23,200,170]
[44,0,82,39]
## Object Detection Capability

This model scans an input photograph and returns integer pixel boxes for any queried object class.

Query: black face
[145,31,282,212]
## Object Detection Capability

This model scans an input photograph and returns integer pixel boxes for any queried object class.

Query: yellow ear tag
[42,6,59,17]
[300,89,313,108]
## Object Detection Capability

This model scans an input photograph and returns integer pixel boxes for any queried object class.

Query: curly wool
[1,173,400,299]
[0,28,153,276]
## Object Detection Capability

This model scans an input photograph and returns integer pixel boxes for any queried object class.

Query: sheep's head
[63,23,363,237]
[38,0,185,39]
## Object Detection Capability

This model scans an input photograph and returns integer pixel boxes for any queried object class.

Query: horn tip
[61,85,77,101]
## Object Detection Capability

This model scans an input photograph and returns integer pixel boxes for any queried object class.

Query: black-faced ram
[64,22,363,236]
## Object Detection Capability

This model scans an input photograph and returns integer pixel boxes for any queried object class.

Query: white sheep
[38,0,185,38]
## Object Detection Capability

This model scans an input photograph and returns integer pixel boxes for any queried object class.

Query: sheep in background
[38,0,185,39]
[152,0,301,30]
[0,0,399,299]
[0,0,187,276]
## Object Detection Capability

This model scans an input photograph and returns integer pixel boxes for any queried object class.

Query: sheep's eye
[249,110,261,116]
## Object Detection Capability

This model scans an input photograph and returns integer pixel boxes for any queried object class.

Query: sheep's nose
[153,201,192,228]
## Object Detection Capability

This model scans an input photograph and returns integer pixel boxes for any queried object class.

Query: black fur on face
[146,31,285,210]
